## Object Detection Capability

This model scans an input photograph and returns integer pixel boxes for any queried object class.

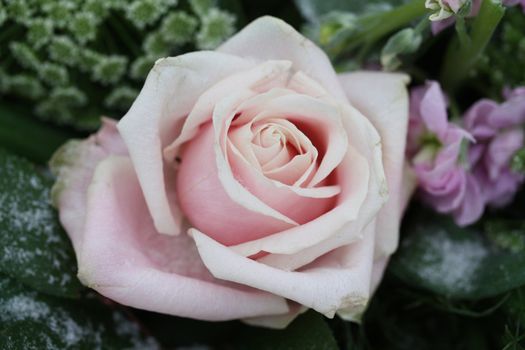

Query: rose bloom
[51,17,413,328]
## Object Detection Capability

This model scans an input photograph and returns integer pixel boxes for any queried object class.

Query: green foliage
[294,0,405,23]
[474,7,525,99]
[512,148,525,174]
[235,312,339,350]
[380,26,423,70]
[196,8,236,49]
[0,149,82,297]
[297,0,428,64]
[390,208,525,300]
[441,0,505,92]
[0,0,238,129]
[0,275,159,349]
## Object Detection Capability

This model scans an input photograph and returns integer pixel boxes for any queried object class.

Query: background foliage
[1,0,525,349]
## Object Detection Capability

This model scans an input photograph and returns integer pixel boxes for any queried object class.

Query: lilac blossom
[408,81,482,225]
[463,88,525,208]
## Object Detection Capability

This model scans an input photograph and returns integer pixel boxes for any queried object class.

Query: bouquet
[1,0,525,349]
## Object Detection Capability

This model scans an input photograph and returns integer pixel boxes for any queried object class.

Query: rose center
[228,117,316,186]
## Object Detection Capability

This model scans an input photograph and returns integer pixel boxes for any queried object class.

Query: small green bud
[48,36,78,66]
[7,74,45,99]
[83,0,110,19]
[381,28,422,71]
[5,0,33,24]
[78,48,103,72]
[26,18,54,49]
[425,0,472,21]
[196,8,235,50]
[143,31,170,56]
[50,86,88,107]
[35,100,73,123]
[69,12,99,44]
[9,42,40,70]
[160,0,179,7]
[41,1,77,28]
[0,7,7,26]
[92,55,128,85]
[103,0,128,10]
[189,0,213,18]
[38,62,69,86]
[130,55,156,80]
[160,11,198,46]
[105,86,139,110]
[126,0,164,29]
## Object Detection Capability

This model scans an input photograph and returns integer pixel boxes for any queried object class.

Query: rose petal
[243,304,307,329]
[235,93,349,187]
[339,71,414,257]
[118,52,253,235]
[163,60,293,161]
[229,143,370,256]
[218,16,348,102]
[51,119,125,247]
[228,144,338,225]
[177,122,296,246]
[191,223,376,318]
[77,156,289,320]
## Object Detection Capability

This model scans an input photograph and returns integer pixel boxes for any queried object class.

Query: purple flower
[408,81,481,225]
[463,89,525,208]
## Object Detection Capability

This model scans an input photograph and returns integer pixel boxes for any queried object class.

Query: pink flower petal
[218,16,348,102]
[339,71,413,257]
[191,224,376,318]
[118,52,253,235]
[77,156,289,320]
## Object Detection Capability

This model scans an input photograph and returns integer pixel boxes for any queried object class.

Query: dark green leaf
[390,209,525,299]
[0,149,83,298]
[0,275,159,350]
[0,102,78,164]
[234,311,338,350]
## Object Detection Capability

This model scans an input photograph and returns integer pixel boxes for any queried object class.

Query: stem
[455,17,470,46]
[441,0,505,93]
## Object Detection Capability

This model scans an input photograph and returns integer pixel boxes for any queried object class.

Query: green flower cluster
[0,0,236,129]
[474,7,525,99]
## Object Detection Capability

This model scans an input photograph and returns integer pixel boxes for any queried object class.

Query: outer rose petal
[191,221,375,319]
[218,16,348,102]
[76,156,289,320]
[338,72,414,258]
[50,119,126,248]
[118,52,253,235]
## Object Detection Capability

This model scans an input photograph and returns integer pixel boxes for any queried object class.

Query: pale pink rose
[51,17,414,328]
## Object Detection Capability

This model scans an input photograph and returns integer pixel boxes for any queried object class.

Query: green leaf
[0,149,83,298]
[0,275,159,350]
[0,102,77,164]
[294,0,406,22]
[390,209,525,300]
[234,311,338,350]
